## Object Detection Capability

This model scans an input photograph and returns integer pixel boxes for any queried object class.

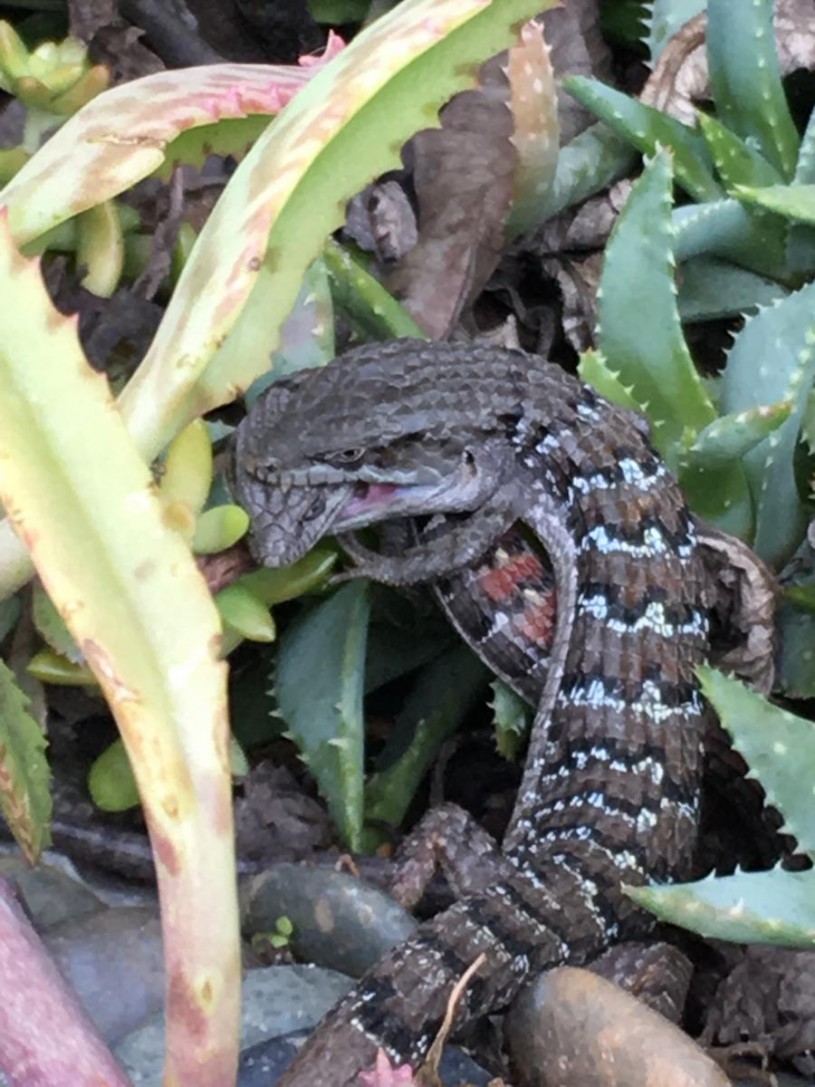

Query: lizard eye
[322,448,366,469]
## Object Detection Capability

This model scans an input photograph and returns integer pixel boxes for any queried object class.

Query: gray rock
[0,855,103,929]
[116,964,354,1085]
[241,863,416,977]
[42,906,164,1044]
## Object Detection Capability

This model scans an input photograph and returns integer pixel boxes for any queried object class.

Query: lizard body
[229,338,711,1085]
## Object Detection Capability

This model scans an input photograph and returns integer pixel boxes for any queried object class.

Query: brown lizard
[229,337,715,1085]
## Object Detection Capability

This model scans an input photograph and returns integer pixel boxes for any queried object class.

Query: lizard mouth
[336,482,401,523]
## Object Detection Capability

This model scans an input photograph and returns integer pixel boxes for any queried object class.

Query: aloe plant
[567,0,809,295]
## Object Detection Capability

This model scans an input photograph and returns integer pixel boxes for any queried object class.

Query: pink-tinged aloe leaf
[0,658,51,862]
[118,0,554,462]
[0,217,239,1086]
[0,44,343,245]
[0,876,131,1086]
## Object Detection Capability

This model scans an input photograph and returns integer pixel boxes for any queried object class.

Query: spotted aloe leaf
[597,149,756,536]
[707,0,799,180]
[505,19,560,236]
[699,666,815,858]
[676,256,787,322]
[323,239,426,342]
[491,677,531,760]
[578,350,642,413]
[671,197,791,282]
[596,152,716,450]
[697,112,784,191]
[32,582,82,663]
[734,183,815,226]
[563,75,721,203]
[536,122,636,225]
[678,400,792,471]
[631,666,815,947]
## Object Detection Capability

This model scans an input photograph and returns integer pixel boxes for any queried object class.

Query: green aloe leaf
[697,112,783,191]
[707,0,799,180]
[533,122,637,224]
[363,644,488,847]
[786,110,815,276]
[0,596,19,641]
[672,198,790,281]
[577,350,642,413]
[324,240,426,342]
[491,678,530,760]
[192,505,250,554]
[735,183,815,226]
[597,150,754,534]
[563,76,722,203]
[236,545,337,605]
[698,666,815,858]
[215,583,275,644]
[630,867,815,947]
[679,400,792,470]
[777,559,815,700]
[160,419,213,518]
[720,280,815,566]
[32,581,82,662]
[597,149,717,459]
[274,582,370,850]
[27,650,96,687]
[796,107,815,184]
[643,0,705,62]
[632,665,815,947]
[270,256,336,377]
[676,256,788,322]
[88,736,141,812]
[0,658,51,862]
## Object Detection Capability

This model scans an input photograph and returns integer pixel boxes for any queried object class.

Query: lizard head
[228,339,514,567]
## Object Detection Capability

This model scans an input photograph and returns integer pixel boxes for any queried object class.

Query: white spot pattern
[570,458,668,495]
[557,677,704,722]
[578,594,708,638]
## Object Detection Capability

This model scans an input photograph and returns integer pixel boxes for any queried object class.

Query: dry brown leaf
[384,61,516,338]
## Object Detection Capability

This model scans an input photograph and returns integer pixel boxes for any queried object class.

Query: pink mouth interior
[340,482,399,520]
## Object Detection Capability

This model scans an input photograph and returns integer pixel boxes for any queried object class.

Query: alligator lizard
[229,337,711,1085]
